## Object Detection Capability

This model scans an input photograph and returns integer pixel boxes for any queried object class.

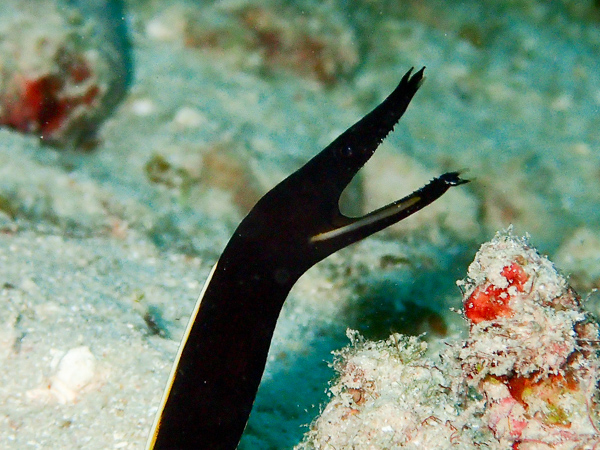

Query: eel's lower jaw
[310,171,469,248]
[310,196,421,244]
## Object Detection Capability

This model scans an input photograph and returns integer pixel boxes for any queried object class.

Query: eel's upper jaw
[297,67,426,207]
[310,171,470,248]
[338,66,425,159]
[351,66,426,150]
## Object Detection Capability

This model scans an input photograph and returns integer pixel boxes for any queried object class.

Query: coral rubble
[298,230,600,449]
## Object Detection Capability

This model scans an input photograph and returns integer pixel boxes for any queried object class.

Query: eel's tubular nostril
[439,171,470,186]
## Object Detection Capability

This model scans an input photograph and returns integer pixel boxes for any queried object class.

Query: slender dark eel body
[147,67,468,449]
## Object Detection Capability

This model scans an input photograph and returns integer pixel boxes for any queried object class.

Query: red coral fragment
[0,57,99,142]
[502,262,528,291]
[464,262,528,324]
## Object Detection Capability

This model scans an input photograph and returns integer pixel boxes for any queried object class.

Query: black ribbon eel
[146,67,468,449]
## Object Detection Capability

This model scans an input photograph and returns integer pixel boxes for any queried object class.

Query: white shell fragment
[26,346,100,404]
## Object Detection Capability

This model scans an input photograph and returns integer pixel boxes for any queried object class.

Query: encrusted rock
[298,230,600,449]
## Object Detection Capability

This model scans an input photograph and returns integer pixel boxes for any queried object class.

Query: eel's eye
[339,146,354,158]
